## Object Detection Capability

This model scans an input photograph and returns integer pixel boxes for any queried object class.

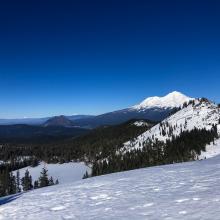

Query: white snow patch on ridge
[133,121,149,127]
[133,91,193,109]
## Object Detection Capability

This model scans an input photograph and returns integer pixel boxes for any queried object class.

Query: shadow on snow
[0,193,22,206]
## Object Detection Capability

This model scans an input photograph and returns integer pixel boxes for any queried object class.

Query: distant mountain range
[0,115,94,126]
[0,91,192,128]
[73,91,192,128]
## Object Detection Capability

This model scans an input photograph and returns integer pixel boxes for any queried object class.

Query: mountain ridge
[0,91,192,128]
[122,98,220,157]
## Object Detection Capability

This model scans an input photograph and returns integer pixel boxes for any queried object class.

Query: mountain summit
[134,91,192,109]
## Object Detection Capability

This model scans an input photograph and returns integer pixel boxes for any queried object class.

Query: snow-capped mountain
[133,91,193,109]
[73,91,192,128]
[122,98,220,157]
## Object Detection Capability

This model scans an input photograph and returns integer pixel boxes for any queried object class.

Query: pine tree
[34,180,39,189]
[0,168,10,196]
[16,170,21,193]
[0,174,3,196]
[83,171,89,179]
[38,167,49,188]
[55,179,59,185]
[49,176,54,186]
[31,157,39,167]
[8,173,16,195]
[29,175,33,190]
[21,170,33,191]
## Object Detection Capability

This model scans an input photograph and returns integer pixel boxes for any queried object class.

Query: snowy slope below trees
[13,162,91,185]
[199,138,220,159]
[122,99,220,157]
[2,154,220,219]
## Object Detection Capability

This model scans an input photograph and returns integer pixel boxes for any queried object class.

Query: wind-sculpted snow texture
[1,153,220,219]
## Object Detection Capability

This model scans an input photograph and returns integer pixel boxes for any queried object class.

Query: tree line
[0,167,59,197]
[91,126,218,176]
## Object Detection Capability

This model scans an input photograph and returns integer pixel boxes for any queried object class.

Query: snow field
[2,154,220,219]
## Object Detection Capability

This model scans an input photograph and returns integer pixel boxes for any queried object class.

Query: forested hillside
[0,119,155,171]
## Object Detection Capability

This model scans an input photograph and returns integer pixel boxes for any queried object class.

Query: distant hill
[43,115,74,127]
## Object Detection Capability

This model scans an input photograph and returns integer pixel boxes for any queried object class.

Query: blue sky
[0,0,220,118]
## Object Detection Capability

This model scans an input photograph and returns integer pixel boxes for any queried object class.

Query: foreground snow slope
[13,162,91,185]
[2,152,220,219]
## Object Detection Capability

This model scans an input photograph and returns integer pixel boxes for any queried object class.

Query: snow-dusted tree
[38,167,49,188]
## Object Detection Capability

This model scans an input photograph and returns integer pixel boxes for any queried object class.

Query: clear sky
[0,0,220,118]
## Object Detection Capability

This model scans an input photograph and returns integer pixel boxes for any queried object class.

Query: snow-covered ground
[13,162,91,185]
[1,152,220,219]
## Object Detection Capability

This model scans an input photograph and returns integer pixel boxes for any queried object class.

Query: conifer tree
[38,167,49,188]
[34,180,39,189]
[0,172,6,196]
[0,170,9,196]
[21,170,33,191]
[8,173,16,195]
[49,176,54,186]
[16,170,21,193]
[83,171,89,179]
